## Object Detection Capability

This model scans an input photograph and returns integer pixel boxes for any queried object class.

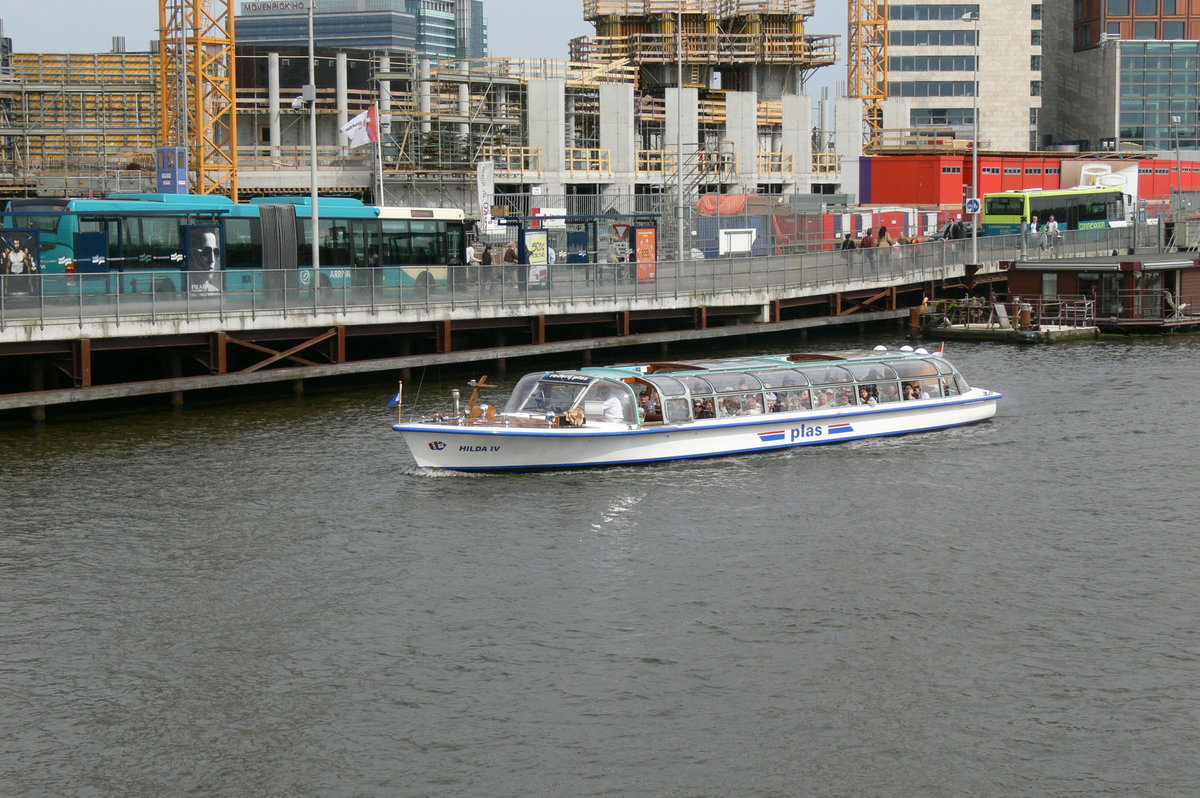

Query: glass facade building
[1119,40,1199,150]
[236,0,488,59]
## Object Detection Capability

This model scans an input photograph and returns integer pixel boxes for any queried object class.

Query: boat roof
[574,349,940,379]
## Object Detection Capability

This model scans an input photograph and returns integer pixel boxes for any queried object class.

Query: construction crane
[848,0,888,149]
[158,0,239,199]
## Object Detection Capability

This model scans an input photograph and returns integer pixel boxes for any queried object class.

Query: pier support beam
[170,351,184,406]
[29,360,45,421]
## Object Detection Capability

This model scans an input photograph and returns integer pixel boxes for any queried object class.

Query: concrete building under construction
[0,0,847,255]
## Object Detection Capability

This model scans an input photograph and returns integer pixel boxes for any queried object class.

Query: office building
[1042,0,1197,152]
[236,0,487,60]
[887,1,1043,151]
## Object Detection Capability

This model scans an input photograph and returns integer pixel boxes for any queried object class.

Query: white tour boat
[392,346,1001,471]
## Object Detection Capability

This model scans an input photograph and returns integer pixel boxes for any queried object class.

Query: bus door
[72,230,115,296]
[349,219,381,288]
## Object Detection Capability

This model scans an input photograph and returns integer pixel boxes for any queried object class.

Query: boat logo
[757,430,787,442]
[428,440,447,451]
[827,423,855,435]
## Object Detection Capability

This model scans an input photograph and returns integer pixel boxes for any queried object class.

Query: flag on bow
[342,105,380,148]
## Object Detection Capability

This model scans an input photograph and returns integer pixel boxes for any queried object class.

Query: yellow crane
[848,0,888,149]
[158,0,239,199]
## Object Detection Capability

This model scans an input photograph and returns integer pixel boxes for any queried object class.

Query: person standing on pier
[858,228,876,276]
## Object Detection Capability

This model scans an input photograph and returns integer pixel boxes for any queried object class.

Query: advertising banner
[525,230,548,286]
[634,228,657,282]
[1,229,41,296]
[185,225,222,293]
[477,160,498,232]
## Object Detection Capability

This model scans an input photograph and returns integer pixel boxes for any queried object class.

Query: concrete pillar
[268,52,281,159]
[665,87,699,148]
[378,53,391,115]
[458,60,470,138]
[336,52,349,154]
[724,90,758,191]
[600,82,635,198]
[527,78,566,175]
[834,98,865,203]
[782,94,812,193]
[419,59,432,134]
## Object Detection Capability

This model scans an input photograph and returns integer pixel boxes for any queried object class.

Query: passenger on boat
[601,387,624,421]
[693,398,716,419]
[816,390,833,408]
[878,382,901,403]
[638,387,663,422]
[859,385,878,406]
[903,382,930,400]
[743,394,764,415]
[720,396,742,416]
[834,386,855,407]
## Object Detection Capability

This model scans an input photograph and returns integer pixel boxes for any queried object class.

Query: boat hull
[394,390,1000,471]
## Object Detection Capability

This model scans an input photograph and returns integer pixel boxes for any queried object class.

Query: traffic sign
[965,197,981,214]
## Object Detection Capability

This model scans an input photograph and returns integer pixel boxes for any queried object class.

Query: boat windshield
[505,373,593,414]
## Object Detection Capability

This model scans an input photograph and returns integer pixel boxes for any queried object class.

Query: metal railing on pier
[0,226,1142,339]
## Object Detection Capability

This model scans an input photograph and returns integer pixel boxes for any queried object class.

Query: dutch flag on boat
[827,423,855,435]
[758,430,787,442]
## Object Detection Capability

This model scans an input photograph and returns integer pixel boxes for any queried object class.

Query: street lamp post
[307,0,320,270]
[963,11,980,265]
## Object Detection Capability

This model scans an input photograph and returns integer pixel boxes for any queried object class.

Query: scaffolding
[0,52,158,191]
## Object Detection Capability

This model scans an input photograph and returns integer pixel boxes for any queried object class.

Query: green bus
[982,186,1128,236]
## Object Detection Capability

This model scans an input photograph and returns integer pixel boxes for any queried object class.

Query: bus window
[409,220,441,265]
[984,196,1023,216]
[381,219,410,265]
[224,217,262,269]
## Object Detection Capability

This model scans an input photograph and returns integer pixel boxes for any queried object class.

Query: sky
[0,0,846,92]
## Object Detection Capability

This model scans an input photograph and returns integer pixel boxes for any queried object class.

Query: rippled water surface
[3,335,1200,797]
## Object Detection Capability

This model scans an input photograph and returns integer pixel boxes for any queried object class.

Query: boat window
[663,398,691,423]
[677,375,716,396]
[797,365,854,384]
[757,369,808,389]
[706,372,762,393]
[777,369,806,386]
[932,358,955,376]
[876,382,902,403]
[954,374,971,392]
[891,359,940,378]
[775,388,811,411]
[503,374,549,413]
[509,376,590,414]
[718,391,765,417]
[940,377,961,396]
[645,376,686,397]
[580,381,635,424]
[845,363,898,381]
[690,396,717,419]
[812,385,857,408]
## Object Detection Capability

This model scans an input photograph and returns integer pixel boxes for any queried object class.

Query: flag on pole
[931,342,946,357]
[342,105,380,148]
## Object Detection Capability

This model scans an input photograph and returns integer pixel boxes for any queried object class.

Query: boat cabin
[500,352,972,428]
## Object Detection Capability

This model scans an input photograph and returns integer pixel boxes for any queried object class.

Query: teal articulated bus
[1,194,468,297]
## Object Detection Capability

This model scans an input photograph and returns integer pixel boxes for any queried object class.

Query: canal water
[3,334,1199,797]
